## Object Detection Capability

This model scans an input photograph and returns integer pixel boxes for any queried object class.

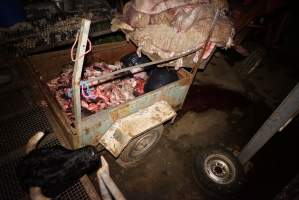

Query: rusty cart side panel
[81,69,191,147]
[99,100,177,157]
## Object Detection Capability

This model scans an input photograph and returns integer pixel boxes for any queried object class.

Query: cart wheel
[193,146,245,199]
[118,125,163,167]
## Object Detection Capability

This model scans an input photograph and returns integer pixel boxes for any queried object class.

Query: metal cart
[26,13,219,165]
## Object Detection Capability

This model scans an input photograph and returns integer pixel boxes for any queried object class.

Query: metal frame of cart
[26,11,220,163]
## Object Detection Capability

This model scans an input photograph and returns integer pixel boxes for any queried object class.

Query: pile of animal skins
[112,0,234,68]
[47,62,147,118]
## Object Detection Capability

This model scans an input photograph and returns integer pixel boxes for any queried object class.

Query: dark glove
[18,145,100,198]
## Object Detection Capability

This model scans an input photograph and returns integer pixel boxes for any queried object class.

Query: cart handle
[85,46,202,84]
[191,9,220,75]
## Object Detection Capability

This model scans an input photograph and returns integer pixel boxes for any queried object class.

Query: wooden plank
[72,19,91,147]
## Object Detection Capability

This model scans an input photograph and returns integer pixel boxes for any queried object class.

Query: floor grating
[0,106,90,200]
[0,106,52,156]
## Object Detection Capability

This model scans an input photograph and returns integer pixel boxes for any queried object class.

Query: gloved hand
[18,145,100,198]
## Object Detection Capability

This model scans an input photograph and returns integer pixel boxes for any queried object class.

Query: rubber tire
[194,146,245,199]
[118,125,163,167]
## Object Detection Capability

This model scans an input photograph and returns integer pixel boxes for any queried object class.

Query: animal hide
[128,14,233,59]
[112,0,234,64]
[132,0,209,14]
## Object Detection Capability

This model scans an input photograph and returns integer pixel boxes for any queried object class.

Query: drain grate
[0,106,52,156]
[0,138,91,200]
[0,107,91,200]
[0,153,28,200]
[39,139,90,200]
[55,181,90,200]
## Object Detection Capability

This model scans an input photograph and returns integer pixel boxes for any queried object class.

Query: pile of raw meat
[47,62,147,117]
[112,0,234,68]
